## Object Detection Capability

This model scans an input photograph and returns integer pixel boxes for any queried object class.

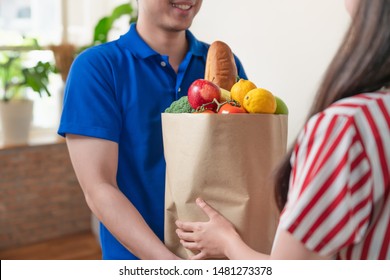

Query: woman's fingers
[196,197,219,219]
[176,228,197,242]
[180,240,208,260]
[174,198,231,260]
[180,239,200,251]
[191,251,207,260]
[175,220,201,232]
[176,198,219,232]
[179,241,209,260]
[179,239,210,260]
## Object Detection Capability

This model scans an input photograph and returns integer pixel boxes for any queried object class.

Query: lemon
[243,88,276,114]
[274,96,289,115]
[230,78,257,106]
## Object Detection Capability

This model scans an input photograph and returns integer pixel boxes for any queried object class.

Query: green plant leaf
[21,61,53,98]
[111,3,133,19]
[92,3,136,46]
[1,42,56,101]
[93,17,112,44]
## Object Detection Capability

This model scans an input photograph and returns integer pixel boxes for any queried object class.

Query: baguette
[205,41,238,91]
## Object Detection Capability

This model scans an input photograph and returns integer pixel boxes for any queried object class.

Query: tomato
[218,103,247,114]
[193,109,215,114]
[201,109,216,114]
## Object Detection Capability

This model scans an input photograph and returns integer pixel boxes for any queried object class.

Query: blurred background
[0,0,350,259]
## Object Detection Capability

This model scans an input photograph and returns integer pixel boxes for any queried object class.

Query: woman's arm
[66,134,179,260]
[176,198,330,260]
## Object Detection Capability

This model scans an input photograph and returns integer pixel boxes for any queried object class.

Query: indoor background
[0,0,350,259]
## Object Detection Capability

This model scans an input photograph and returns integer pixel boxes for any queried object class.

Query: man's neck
[136,23,188,72]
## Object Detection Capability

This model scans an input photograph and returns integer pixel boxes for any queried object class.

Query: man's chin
[165,20,194,32]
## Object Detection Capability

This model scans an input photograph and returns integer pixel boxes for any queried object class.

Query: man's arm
[66,134,179,260]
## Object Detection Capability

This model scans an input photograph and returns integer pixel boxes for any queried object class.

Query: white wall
[190,0,351,145]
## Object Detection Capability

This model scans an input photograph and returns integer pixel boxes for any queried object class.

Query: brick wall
[0,143,92,250]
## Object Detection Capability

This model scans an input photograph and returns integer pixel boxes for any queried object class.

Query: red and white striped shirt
[279,91,390,259]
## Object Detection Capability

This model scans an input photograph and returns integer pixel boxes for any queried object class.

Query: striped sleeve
[279,112,374,257]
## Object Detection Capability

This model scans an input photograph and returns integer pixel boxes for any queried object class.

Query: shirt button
[160,61,167,67]
[178,87,181,93]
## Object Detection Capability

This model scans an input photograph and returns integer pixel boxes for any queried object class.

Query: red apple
[187,79,221,110]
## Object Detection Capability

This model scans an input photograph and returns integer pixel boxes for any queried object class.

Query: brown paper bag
[162,113,288,259]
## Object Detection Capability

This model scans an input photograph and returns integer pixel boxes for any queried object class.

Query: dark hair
[274,0,390,211]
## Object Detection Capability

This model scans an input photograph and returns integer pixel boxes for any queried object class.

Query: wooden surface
[0,142,92,250]
[0,132,64,150]
[0,231,101,260]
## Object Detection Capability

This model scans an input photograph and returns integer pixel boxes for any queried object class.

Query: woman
[176,0,390,260]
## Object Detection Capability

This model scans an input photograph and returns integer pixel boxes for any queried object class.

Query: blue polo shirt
[58,23,247,259]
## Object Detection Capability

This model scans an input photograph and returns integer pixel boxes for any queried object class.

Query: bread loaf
[204,41,238,91]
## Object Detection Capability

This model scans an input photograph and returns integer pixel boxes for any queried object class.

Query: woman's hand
[175,198,241,260]
[176,198,330,260]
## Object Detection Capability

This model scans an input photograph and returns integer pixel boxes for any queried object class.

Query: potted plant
[0,50,56,145]
[50,2,138,85]
[82,2,138,50]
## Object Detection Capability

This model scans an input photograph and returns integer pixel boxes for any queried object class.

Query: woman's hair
[274,0,390,211]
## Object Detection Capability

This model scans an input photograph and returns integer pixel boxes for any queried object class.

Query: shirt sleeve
[58,46,122,142]
[279,112,374,257]
[233,54,248,80]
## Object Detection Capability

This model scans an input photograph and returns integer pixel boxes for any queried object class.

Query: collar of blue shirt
[118,23,205,59]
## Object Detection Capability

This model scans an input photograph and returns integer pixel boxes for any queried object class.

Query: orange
[243,88,276,114]
[230,78,257,106]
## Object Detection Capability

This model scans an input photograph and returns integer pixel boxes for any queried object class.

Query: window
[0,0,62,45]
[0,0,134,145]
[0,0,62,141]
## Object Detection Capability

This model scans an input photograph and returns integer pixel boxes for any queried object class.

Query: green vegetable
[164,96,195,113]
